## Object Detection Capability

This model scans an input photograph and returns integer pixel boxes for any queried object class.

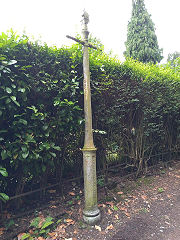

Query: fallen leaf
[117,191,124,195]
[65,219,75,225]
[65,238,77,240]
[151,197,158,201]
[29,229,34,234]
[95,225,102,231]
[38,237,45,240]
[0,228,5,236]
[56,224,66,233]
[98,204,106,208]
[17,233,27,240]
[65,210,73,215]
[107,209,113,215]
[79,190,82,194]
[69,192,75,196]
[106,224,114,230]
[6,213,11,219]
[124,212,131,218]
[50,205,57,208]
[77,200,81,205]
[48,189,56,193]
[74,229,78,234]
[141,195,147,200]
[48,232,57,237]
[119,207,128,212]
[114,214,119,219]
[174,175,180,178]
[124,201,130,206]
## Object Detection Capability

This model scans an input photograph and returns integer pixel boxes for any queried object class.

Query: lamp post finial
[82,10,89,25]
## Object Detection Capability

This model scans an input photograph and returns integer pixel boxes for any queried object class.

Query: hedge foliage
[0,31,179,203]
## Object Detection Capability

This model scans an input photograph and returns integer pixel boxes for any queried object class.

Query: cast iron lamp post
[66,10,101,225]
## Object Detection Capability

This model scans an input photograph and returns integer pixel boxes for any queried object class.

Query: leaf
[1,150,8,160]
[18,88,26,93]
[28,229,34,234]
[119,207,128,212]
[95,225,102,231]
[114,214,119,219]
[69,192,75,196]
[30,217,40,228]
[98,204,106,208]
[65,219,75,225]
[42,165,46,172]
[50,205,57,209]
[38,237,46,240]
[13,154,18,159]
[52,145,61,151]
[7,60,17,65]
[21,146,27,152]
[42,125,48,131]
[5,87,12,94]
[48,232,56,237]
[0,168,8,177]
[48,189,56,194]
[0,193,9,202]
[41,220,54,229]
[141,195,147,200]
[113,205,119,211]
[107,209,112,215]
[0,228,5,236]
[124,212,131,218]
[117,191,124,195]
[56,224,66,233]
[158,188,165,193]
[10,96,20,106]
[106,224,114,230]
[19,119,28,125]
[22,151,29,159]
[20,233,31,240]
[50,152,56,158]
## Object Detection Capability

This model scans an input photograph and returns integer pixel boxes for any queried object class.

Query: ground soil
[1,160,180,240]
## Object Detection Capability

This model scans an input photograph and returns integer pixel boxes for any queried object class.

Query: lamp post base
[83,207,101,225]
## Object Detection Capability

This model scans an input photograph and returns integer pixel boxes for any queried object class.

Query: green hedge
[0,31,179,203]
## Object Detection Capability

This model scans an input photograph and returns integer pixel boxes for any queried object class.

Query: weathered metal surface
[66,10,101,225]
[81,10,100,224]
[82,150,100,224]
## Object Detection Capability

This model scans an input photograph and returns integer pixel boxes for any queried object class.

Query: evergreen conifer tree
[124,0,163,63]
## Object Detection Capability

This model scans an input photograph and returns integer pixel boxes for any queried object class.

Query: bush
[0,31,179,204]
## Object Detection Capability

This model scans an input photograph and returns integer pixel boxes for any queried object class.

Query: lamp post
[66,10,101,225]
[81,11,101,225]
